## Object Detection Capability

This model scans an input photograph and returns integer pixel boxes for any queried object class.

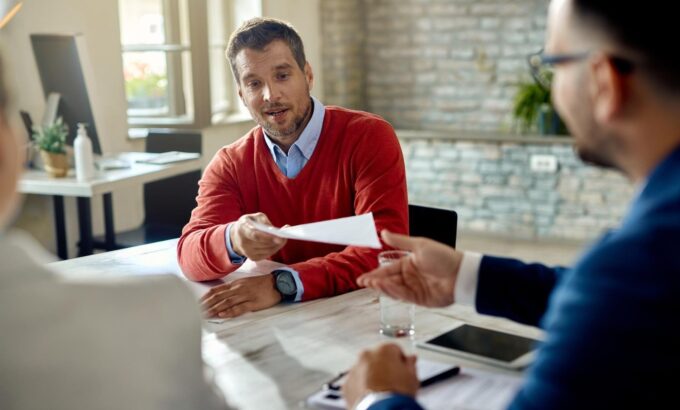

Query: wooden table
[51,240,542,410]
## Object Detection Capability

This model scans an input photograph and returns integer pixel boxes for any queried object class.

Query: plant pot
[537,103,568,136]
[40,151,69,178]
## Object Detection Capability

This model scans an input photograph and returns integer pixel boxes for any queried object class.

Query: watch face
[276,271,297,296]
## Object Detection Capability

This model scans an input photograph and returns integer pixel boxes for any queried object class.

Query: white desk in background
[50,240,543,410]
[18,152,202,259]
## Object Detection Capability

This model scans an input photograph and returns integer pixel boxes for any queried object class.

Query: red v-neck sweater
[177,106,408,301]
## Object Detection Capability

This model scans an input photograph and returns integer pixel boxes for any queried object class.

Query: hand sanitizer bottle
[74,123,95,181]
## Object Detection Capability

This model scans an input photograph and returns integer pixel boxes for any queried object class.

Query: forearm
[476,256,566,326]
[177,223,240,281]
[292,246,381,300]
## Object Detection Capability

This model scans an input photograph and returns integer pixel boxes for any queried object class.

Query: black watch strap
[272,269,297,302]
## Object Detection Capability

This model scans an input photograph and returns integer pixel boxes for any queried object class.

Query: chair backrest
[144,129,202,228]
[408,204,457,247]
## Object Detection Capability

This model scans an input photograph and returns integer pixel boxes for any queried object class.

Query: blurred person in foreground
[0,55,226,409]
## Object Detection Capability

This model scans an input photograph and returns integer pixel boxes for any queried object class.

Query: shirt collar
[263,96,325,160]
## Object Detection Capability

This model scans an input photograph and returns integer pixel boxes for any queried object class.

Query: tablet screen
[424,324,538,363]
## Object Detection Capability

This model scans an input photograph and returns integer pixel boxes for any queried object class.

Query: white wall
[0,0,143,256]
[0,0,323,257]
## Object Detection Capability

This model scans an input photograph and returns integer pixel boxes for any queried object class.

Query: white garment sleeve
[453,251,483,307]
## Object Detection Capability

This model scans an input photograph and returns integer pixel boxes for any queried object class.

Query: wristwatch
[272,269,297,302]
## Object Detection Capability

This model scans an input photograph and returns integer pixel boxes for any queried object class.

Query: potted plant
[512,80,567,135]
[33,117,69,177]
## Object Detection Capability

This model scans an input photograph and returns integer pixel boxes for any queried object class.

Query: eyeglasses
[527,49,636,90]
[527,50,590,90]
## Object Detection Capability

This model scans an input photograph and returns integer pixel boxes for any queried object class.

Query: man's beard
[575,142,619,170]
[261,100,312,138]
[570,113,621,171]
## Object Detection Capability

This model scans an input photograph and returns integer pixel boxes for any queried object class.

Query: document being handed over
[248,213,382,249]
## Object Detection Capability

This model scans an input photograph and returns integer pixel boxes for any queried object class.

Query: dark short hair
[573,0,680,92]
[226,17,307,84]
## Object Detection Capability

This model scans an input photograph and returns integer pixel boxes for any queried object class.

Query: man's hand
[230,212,287,261]
[358,230,463,307]
[201,274,282,318]
[343,344,419,409]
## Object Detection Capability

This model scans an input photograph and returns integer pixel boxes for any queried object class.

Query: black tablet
[418,324,541,369]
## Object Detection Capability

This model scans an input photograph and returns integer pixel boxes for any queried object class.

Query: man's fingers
[381,230,418,251]
[205,293,249,317]
[216,301,254,318]
[357,263,402,287]
[200,283,231,305]
[250,230,282,243]
[377,343,406,360]
[379,281,415,302]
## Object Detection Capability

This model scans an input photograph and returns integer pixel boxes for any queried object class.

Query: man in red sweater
[177,17,408,318]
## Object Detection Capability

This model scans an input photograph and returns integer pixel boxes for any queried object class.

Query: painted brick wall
[321,0,548,131]
[320,1,634,241]
[401,136,634,241]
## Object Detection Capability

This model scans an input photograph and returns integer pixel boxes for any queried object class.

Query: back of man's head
[226,17,306,84]
[573,0,679,95]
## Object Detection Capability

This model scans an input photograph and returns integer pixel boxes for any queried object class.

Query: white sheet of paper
[249,213,381,249]
[306,362,523,410]
[417,367,523,410]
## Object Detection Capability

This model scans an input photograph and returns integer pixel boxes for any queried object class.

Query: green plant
[512,80,551,134]
[32,117,68,154]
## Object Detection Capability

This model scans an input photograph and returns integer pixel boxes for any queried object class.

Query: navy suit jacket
[371,147,680,410]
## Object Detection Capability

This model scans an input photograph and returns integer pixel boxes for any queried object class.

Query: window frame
[119,0,259,129]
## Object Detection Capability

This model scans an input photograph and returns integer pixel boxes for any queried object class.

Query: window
[118,0,261,127]
[208,0,262,122]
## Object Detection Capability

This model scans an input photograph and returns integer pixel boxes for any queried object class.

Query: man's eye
[248,81,260,88]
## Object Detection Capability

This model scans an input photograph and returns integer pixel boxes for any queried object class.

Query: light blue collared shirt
[224,96,325,302]
[263,96,325,178]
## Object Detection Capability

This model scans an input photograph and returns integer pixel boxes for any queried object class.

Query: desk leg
[52,195,68,260]
[103,193,116,250]
[76,197,94,256]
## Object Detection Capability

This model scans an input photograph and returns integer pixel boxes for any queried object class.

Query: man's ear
[304,62,314,91]
[590,53,627,124]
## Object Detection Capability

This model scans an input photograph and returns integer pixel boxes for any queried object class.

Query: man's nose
[263,82,282,102]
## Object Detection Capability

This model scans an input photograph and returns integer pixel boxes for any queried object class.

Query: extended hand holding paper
[248,213,382,249]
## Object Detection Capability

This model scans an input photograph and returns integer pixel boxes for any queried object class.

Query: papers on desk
[417,367,522,410]
[95,158,130,170]
[306,361,523,410]
[249,213,381,249]
[135,151,200,165]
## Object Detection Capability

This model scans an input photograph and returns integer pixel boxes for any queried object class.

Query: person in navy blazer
[344,0,680,409]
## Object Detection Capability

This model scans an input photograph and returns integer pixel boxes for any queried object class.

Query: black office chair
[93,129,202,249]
[408,204,457,247]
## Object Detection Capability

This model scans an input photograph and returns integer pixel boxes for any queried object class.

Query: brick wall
[402,135,634,241]
[321,0,548,131]
[319,1,634,241]
[320,0,366,109]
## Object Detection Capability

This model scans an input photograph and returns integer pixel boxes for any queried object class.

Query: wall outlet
[530,154,558,173]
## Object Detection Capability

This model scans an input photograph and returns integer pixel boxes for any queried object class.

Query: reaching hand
[343,343,419,409]
[200,274,282,318]
[357,230,463,307]
[230,212,287,261]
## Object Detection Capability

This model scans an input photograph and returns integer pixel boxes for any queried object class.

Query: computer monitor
[30,34,103,154]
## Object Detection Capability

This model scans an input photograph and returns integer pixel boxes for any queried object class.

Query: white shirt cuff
[454,251,482,307]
